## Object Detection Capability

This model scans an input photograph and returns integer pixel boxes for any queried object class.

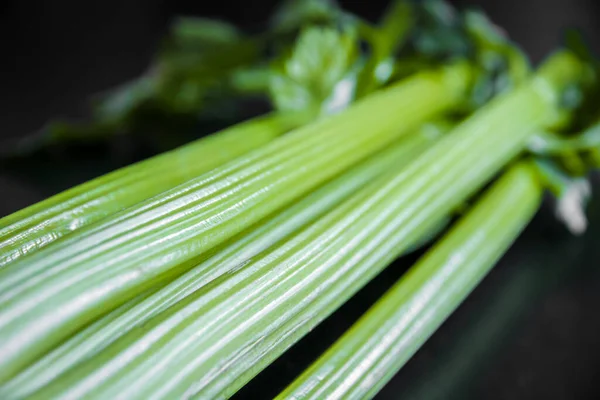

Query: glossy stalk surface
[197,52,584,400]
[0,62,472,382]
[277,163,542,400]
[0,112,308,267]
[27,52,583,399]
[0,123,445,398]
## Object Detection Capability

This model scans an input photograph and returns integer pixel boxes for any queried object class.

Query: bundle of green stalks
[1,0,599,399]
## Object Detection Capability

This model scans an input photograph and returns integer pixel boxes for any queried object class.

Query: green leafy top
[269,0,341,34]
[0,0,579,159]
[526,32,600,178]
[392,1,530,108]
[94,17,262,123]
[269,27,360,116]
[463,10,530,106]
[527,58,599,235]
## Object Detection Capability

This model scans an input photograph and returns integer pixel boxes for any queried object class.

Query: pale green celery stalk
[277,163,542,400]
[27,52,584,400]
[0,123,445,399]
[0,62,472,383]
[195,53,585,400]
[0,112,309,268]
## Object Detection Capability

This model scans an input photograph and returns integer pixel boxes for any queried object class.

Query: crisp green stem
[276,163,542,400]
[528,120,600,176]
[0,123,445,398]
[0,62,472,383]
[0,112,309,268]
[355,0,413,97]
[529,121,600,155]
[204,53,585,400]
[26,52,583,399]
[229,66,274,94]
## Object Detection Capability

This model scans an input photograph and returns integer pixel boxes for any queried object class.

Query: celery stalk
[277,163,542,400]
[193,52,584,398]
[0,123,445,398]
[25,52,583,399]
[0,112,309,267]
[0,62,472,382]
[189,52,585,400]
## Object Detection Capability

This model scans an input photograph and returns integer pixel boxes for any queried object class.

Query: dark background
[1,1,599,399]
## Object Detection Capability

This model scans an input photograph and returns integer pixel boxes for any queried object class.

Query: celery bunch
[0,1,598,399]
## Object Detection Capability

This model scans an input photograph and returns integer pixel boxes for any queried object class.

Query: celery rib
[0,125,443,398]
[25,52,583,399]
[0,112,308,268]
[0,62,472,383]
[203,52,584,400]
[277,163,542,400]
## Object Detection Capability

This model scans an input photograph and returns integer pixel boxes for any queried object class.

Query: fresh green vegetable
[0,122,447,398]
[353,0,414,98]
[21,52,587,399]
[0,0,476,268]
[269,0,341,34]
[269,26,361,116]
[530,120,600,156]
[0,2,597,398]
[276,162,542,400]
[0,112,308,267]
[0,62,471,383]
[194,53,588,400]
[529,119,600,177]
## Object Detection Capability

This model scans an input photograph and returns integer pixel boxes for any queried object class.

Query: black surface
[1,1,599,399]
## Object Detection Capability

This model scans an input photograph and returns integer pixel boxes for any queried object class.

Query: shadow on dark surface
[1,1,600,399]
